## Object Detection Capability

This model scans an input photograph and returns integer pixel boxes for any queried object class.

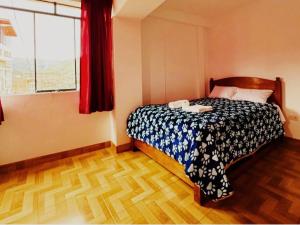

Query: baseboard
[0,141,111,174]
[284,136,300,146]
[116,142,132,153]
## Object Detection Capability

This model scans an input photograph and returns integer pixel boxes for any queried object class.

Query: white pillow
[209,86,237,99]
[231,88,273,104]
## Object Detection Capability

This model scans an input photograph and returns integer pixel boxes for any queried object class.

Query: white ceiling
[114,0,166,19]
[42,0,255,23]
[157,0,254,20]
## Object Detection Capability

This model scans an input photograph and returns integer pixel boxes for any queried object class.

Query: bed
[126,77,284,205]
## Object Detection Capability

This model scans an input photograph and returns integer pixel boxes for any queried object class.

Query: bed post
[194,184,206,205]
[194,184,201,202]
[209,78,215,93]
[132,139,139,152]
[275,77,282,108]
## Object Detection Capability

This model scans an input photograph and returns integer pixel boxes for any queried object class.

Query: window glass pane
[35,14,76,91]
[75,19,80,90]
[0,8,35,95]
[0,0,54,13]
[56,4,81,17]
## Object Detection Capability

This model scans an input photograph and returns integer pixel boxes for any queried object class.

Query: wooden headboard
[209,77,283,108]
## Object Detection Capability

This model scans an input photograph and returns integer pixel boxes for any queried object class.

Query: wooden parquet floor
[0,139,300,224]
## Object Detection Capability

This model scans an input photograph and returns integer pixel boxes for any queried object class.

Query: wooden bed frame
[132,76,283,205]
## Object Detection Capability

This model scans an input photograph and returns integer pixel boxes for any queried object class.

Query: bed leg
[194,184,206,205]
[133,145,140,152]
[132,140,140,152]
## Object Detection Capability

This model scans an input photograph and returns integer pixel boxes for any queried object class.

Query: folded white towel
[168,100,190,109]
[182,105,213,113]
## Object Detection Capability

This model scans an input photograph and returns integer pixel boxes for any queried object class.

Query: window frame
[0,0,81,94]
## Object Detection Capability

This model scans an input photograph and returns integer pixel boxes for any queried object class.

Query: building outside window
[0,0,80,95]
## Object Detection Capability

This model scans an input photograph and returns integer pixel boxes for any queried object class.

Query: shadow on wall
[284,108,300,137]
[281,79,300,138]
[285,109,300,122]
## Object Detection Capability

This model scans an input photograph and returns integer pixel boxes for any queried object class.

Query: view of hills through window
[0,0,80,95]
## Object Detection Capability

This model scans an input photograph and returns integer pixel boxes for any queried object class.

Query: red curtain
[79,0,114,114]
[0,99,4,125]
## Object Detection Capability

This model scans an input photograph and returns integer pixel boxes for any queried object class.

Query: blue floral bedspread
[126,98,284,201]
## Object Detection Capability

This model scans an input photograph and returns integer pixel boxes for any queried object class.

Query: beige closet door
[142,18,166,104]
[165,21,200,102]
[142,17,205,104]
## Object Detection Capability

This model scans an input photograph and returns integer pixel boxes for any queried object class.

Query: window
[0,0,80,95]
[0,8,35,94]
[35,14,76,91]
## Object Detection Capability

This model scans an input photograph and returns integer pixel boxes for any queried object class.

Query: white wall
[0,92,112,165]
[142,17,206,104]
[112,18,143,145]
[206,0,300,140]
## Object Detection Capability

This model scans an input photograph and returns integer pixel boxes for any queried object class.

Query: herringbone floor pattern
[0,139,300,224]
